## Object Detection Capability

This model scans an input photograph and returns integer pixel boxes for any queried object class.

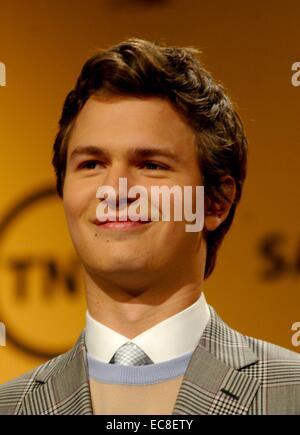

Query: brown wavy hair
[52,38,248,279]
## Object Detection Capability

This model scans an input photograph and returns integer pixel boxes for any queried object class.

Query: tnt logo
[0,187,85,358]
[0,62,6,87]
[0,322,6,347]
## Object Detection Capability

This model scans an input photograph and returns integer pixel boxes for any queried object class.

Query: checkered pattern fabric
[110,342,153,366]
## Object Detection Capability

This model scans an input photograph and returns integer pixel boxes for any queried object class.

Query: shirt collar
[86,292,210,364]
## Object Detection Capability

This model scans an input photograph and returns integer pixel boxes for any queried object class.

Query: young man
[0,38,299,415]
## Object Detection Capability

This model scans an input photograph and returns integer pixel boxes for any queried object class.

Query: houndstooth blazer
[0,306,300,415]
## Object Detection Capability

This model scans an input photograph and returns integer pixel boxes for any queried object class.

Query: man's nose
[100,163,137,206]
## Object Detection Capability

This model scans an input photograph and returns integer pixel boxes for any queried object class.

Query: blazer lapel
[21,334,93,415]
[173,307,261,415]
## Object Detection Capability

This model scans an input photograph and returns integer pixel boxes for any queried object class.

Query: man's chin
[85,262,154,292]
[87,259,148,275]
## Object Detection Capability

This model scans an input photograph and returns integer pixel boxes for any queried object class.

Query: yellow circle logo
[0,186,86,357]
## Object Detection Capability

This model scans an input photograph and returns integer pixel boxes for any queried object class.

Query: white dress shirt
[86,292,210,364]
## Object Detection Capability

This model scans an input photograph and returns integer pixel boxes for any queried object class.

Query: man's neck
[85,276,203,339]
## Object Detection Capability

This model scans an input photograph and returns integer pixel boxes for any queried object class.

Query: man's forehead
[78,94,174,118]
[74,94,194,132]
[67,95,197,160]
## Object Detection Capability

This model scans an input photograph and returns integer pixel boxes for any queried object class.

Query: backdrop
[0,0,299,383]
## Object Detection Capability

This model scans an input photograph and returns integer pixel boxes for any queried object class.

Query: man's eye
[141,161,167,170]
[79,160,102,170]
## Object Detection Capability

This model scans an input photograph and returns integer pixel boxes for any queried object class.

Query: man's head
[52,38,247,285]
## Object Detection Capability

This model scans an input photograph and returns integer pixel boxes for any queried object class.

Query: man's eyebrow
[69,145,108,161]
[130,147,181,163]
[69,145,181,163]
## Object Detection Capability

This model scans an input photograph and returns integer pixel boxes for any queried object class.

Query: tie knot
[110,342,153,366]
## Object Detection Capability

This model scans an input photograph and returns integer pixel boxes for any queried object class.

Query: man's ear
[204,176,236,232]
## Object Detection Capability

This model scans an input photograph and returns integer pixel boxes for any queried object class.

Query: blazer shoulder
[240,335,300,414]
[241,333,300,400]
[244,333,300,364]
[0,353,66,415]
[0,333,86,415]
[206,306,300,371]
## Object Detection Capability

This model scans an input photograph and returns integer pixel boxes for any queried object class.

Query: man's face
[63,96,204,290]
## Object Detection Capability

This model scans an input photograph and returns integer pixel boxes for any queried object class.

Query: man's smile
[91,218,153,231]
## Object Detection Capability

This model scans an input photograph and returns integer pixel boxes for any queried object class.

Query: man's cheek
[63,200,78,223]
[63,189,88,218]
